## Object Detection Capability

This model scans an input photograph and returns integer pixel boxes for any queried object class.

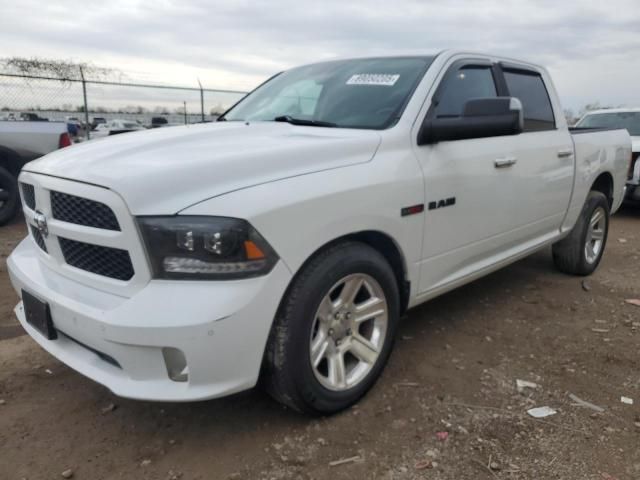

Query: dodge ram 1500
[8,51,631,414]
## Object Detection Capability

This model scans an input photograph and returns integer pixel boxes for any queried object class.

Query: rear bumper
[8,237,292,402]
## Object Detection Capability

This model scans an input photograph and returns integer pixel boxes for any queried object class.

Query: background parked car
[150,116,169,128]
[90,119,146,138]
[91,117,107,130]
[19,112,48,122]
[0,119,71,224]
[575,108,640,204]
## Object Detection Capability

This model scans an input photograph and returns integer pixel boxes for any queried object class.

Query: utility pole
[183,101,187,125]
[79,66,90,140]
[198,79,205,123]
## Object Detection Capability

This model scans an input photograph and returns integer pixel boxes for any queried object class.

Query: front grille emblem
[34,210,49,238]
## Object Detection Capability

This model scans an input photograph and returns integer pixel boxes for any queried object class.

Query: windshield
[577,111,640,136]
[223,57,434,129]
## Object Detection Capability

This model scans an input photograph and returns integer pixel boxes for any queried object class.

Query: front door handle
[557,149,574,158]
[494,157,517,168]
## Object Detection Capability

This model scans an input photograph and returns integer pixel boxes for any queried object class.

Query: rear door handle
[557,149,574,158]
[494,157,517,168]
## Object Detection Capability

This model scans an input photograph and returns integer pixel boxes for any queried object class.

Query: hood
[24,122,381,214]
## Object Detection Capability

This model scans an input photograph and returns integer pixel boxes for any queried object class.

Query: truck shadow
[91,248,557,441]
[614,204,640,219]
[12,241,611,476]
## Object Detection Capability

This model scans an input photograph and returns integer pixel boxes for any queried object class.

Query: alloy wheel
[309,273,388,391]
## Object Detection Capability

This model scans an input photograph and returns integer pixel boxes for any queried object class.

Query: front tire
[552,191,609,275]
[263,241,400,415]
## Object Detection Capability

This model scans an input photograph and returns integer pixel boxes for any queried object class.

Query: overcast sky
[1,0,639,113]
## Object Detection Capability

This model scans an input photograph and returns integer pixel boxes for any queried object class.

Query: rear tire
[0,166,19,226]
[263,241,400,415]
[552,191,609,276]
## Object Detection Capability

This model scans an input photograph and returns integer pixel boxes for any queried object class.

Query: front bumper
[8,238,292,402]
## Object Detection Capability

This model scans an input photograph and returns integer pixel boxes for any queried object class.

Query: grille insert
[59,237,134,281]
[51,191,120,231]
[30,225,47,253]
[60,331,122,369]
[20,183,36,210]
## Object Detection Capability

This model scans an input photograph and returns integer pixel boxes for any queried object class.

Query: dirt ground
[0,209,639,480]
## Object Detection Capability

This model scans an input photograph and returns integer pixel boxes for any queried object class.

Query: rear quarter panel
[562,129,631,231]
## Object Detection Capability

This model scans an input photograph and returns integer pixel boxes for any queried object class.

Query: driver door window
[434,67,497,118]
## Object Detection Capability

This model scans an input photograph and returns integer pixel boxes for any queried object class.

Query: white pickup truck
[8,51,631,414]
[0,120,71,224]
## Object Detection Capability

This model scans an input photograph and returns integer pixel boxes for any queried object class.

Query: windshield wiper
[274,115,337,128]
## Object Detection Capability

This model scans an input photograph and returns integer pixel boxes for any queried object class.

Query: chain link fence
[0,70,248,138]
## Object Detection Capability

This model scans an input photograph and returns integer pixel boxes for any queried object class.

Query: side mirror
[418,97,524,144]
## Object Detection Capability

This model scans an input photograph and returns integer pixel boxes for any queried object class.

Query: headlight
[137,216,278,280]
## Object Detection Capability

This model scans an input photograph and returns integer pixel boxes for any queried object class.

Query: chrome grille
[59,237,134,281]
[20,183,36,210]
[51,191,120,231]
[30,225,47,253]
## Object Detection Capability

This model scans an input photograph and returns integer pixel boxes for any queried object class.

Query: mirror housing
[418,97,523,145]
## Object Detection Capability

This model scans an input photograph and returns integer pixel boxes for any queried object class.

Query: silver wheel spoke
[328,353,347,388]
[316,296,335,323]
[590,210,603,227]
[338,277,364,307]
[353,297,385,323]
[310,334,329,367]
[591,229,604,241]
[349,335,379,364]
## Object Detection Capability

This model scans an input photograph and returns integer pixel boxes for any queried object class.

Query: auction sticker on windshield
[346,74,400,86]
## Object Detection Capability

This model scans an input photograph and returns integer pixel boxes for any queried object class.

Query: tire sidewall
[286,245,400,413]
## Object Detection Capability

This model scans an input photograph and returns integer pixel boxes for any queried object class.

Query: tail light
[58,132,72,149]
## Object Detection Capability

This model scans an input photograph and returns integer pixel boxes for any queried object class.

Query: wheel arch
[590,171,614,210]
[284,230,411,315]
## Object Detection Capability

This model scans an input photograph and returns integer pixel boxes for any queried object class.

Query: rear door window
[503,70,555,132]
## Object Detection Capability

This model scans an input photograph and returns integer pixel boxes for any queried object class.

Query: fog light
[162,347,189,382]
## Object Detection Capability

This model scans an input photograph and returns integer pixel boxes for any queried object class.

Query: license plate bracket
[22,290,57,340]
